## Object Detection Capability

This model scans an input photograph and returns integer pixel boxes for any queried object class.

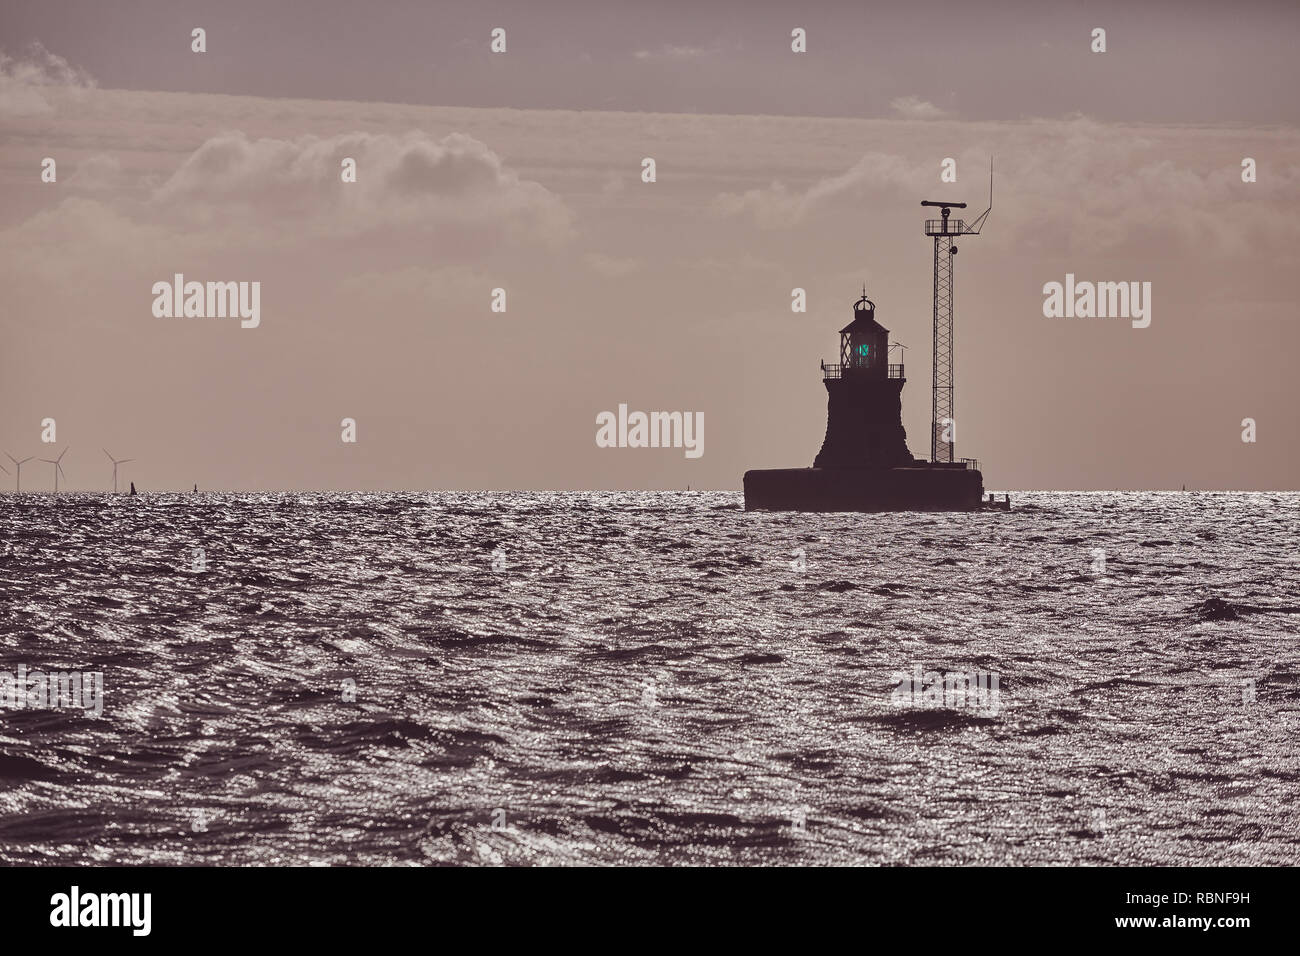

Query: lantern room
[838,292,890,377]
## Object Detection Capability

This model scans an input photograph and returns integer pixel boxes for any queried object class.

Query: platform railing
[924,218,967,236]
[820,363,906,380]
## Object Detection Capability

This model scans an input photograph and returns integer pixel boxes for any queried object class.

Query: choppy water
[0,491,1297,866]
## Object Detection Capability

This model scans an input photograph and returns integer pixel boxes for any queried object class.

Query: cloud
[889,96,949,120]
[0,126,578,300]
[149,130,574,244]
[712,152,925,229]
[0,196,176,285]
[0,41,95,116]
[65,154,127,192]
[710,117,1300,259]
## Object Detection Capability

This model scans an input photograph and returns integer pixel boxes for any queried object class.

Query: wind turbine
[39,446,68,493]
[103,448,135,493]
[4,452,34,492]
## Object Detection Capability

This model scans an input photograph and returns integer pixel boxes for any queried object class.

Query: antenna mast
[920,157,992,463]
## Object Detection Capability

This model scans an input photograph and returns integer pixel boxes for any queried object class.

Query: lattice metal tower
[921,163,992,463]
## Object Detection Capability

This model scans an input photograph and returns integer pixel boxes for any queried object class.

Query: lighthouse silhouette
[744,182,1001,511]
[743,288,986,511]
[813,290,914,470]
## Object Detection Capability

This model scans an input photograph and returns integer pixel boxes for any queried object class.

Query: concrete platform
[743,465,984,512]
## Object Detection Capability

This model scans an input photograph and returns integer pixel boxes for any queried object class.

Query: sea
[0,491,1296,865]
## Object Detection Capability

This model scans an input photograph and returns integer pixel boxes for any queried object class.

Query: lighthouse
[743,187,998,511]
[742,289,986,511]
[813,291,915,469]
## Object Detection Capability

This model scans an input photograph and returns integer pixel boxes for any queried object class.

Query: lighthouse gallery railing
[821,363,905,380]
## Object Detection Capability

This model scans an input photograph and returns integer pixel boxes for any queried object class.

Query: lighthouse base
[743,465,984,512]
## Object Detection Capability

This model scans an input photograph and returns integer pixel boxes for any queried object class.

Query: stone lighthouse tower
[813,291,916,469]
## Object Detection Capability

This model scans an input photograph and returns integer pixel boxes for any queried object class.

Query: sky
[1,0,1298,491]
